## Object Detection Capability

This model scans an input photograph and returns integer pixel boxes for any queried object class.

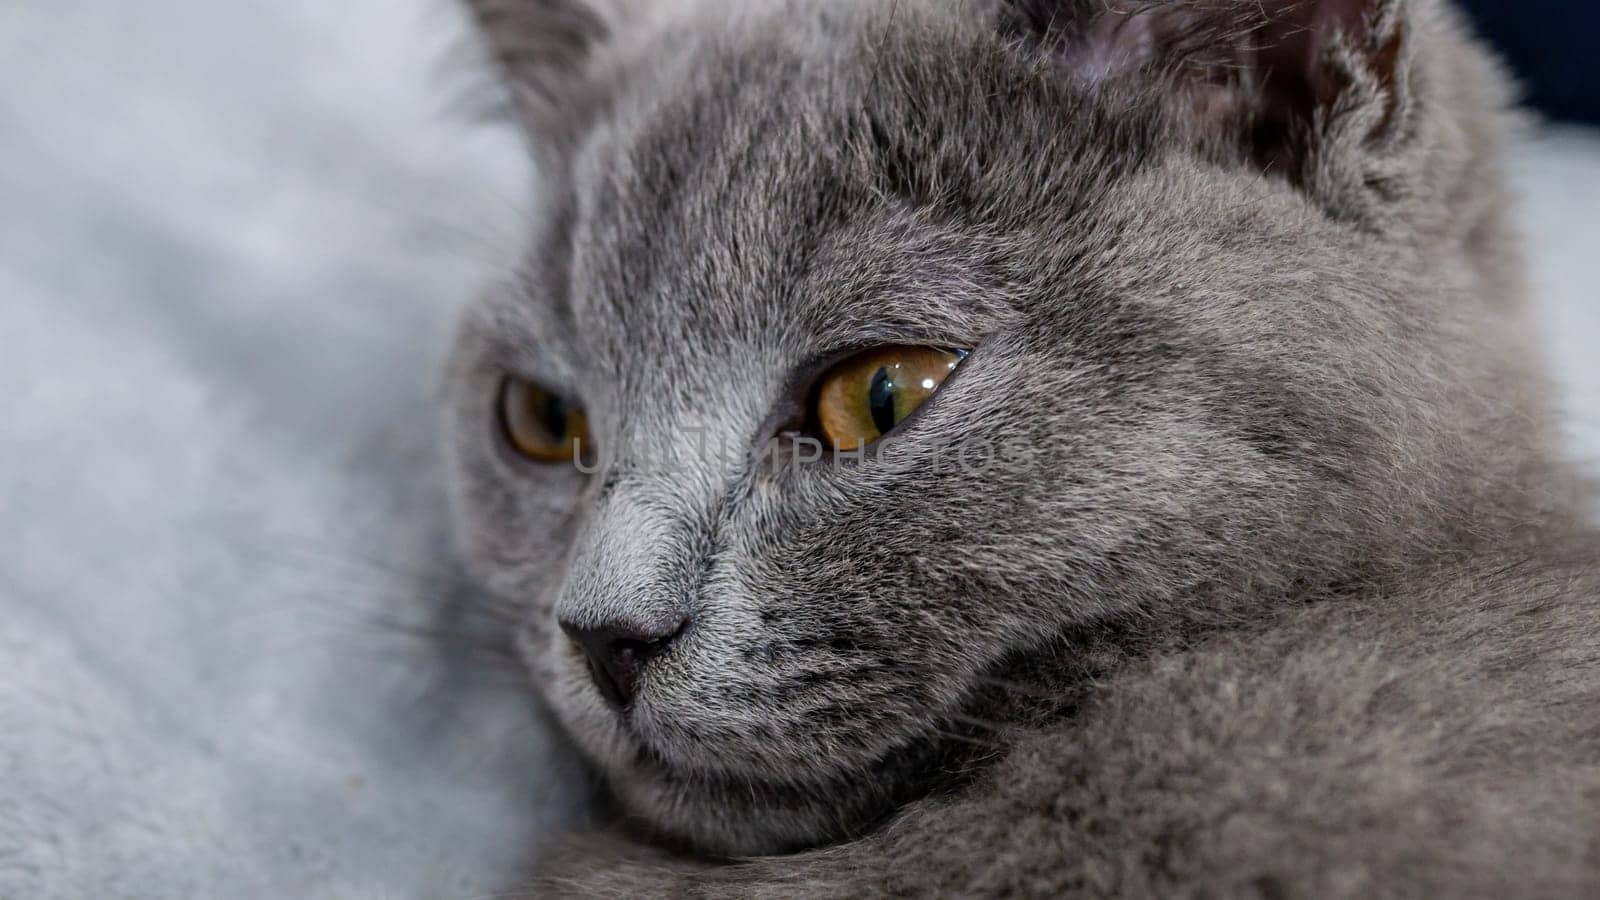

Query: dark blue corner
[1457,0,1600,125]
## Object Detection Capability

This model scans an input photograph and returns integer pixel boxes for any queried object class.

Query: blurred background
[0,2,1594,898]
[1462,0,1600,125]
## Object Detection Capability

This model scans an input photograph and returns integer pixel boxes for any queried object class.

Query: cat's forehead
[514,5,1190,396]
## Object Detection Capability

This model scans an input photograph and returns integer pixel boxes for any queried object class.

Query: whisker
[971,673,1066,701]
[927,727,1009,751]
[252,531,480,594]
[943,712,1021,736]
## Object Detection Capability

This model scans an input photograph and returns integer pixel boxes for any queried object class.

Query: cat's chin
[525,628,991,854]
[589,717,978,857]
[535,668,970,854]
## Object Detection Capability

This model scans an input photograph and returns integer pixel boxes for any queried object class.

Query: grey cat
[443,0,1600,895]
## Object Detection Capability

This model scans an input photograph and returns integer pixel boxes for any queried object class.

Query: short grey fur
[445,1,1600,895]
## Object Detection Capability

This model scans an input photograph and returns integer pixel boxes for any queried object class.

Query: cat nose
[560,614,687,709]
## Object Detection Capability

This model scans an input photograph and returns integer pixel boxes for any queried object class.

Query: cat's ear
[1000,0,1410,185]
[463,0,640,132]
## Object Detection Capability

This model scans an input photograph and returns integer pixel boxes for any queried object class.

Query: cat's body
[445,0,1600,895]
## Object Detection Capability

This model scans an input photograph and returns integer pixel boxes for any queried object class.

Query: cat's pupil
[868,366,896,435]
[543,393,570,441]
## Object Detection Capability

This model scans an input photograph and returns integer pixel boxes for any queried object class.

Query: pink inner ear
[1066,8,1162,85]
[1057,0,1379,84]
[1041,0,1398,153]
[1309,0,1382,38]
[1257,0,1381,84]
[1021,0,1401,175]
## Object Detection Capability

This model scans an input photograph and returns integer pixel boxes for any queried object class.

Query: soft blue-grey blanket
[1,1,1596,896]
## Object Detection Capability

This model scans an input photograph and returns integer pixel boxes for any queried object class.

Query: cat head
[446,0,1547,855]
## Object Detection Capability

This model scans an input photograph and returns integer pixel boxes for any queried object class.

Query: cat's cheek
[445,451,580,603]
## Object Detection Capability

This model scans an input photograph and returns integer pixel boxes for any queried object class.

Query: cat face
[447,0,1537,855]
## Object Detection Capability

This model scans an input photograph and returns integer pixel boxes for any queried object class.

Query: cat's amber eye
[499,377,592,465]
[812,346,968,451]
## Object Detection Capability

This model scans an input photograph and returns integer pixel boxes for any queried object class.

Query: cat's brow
[470,282,588,388]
